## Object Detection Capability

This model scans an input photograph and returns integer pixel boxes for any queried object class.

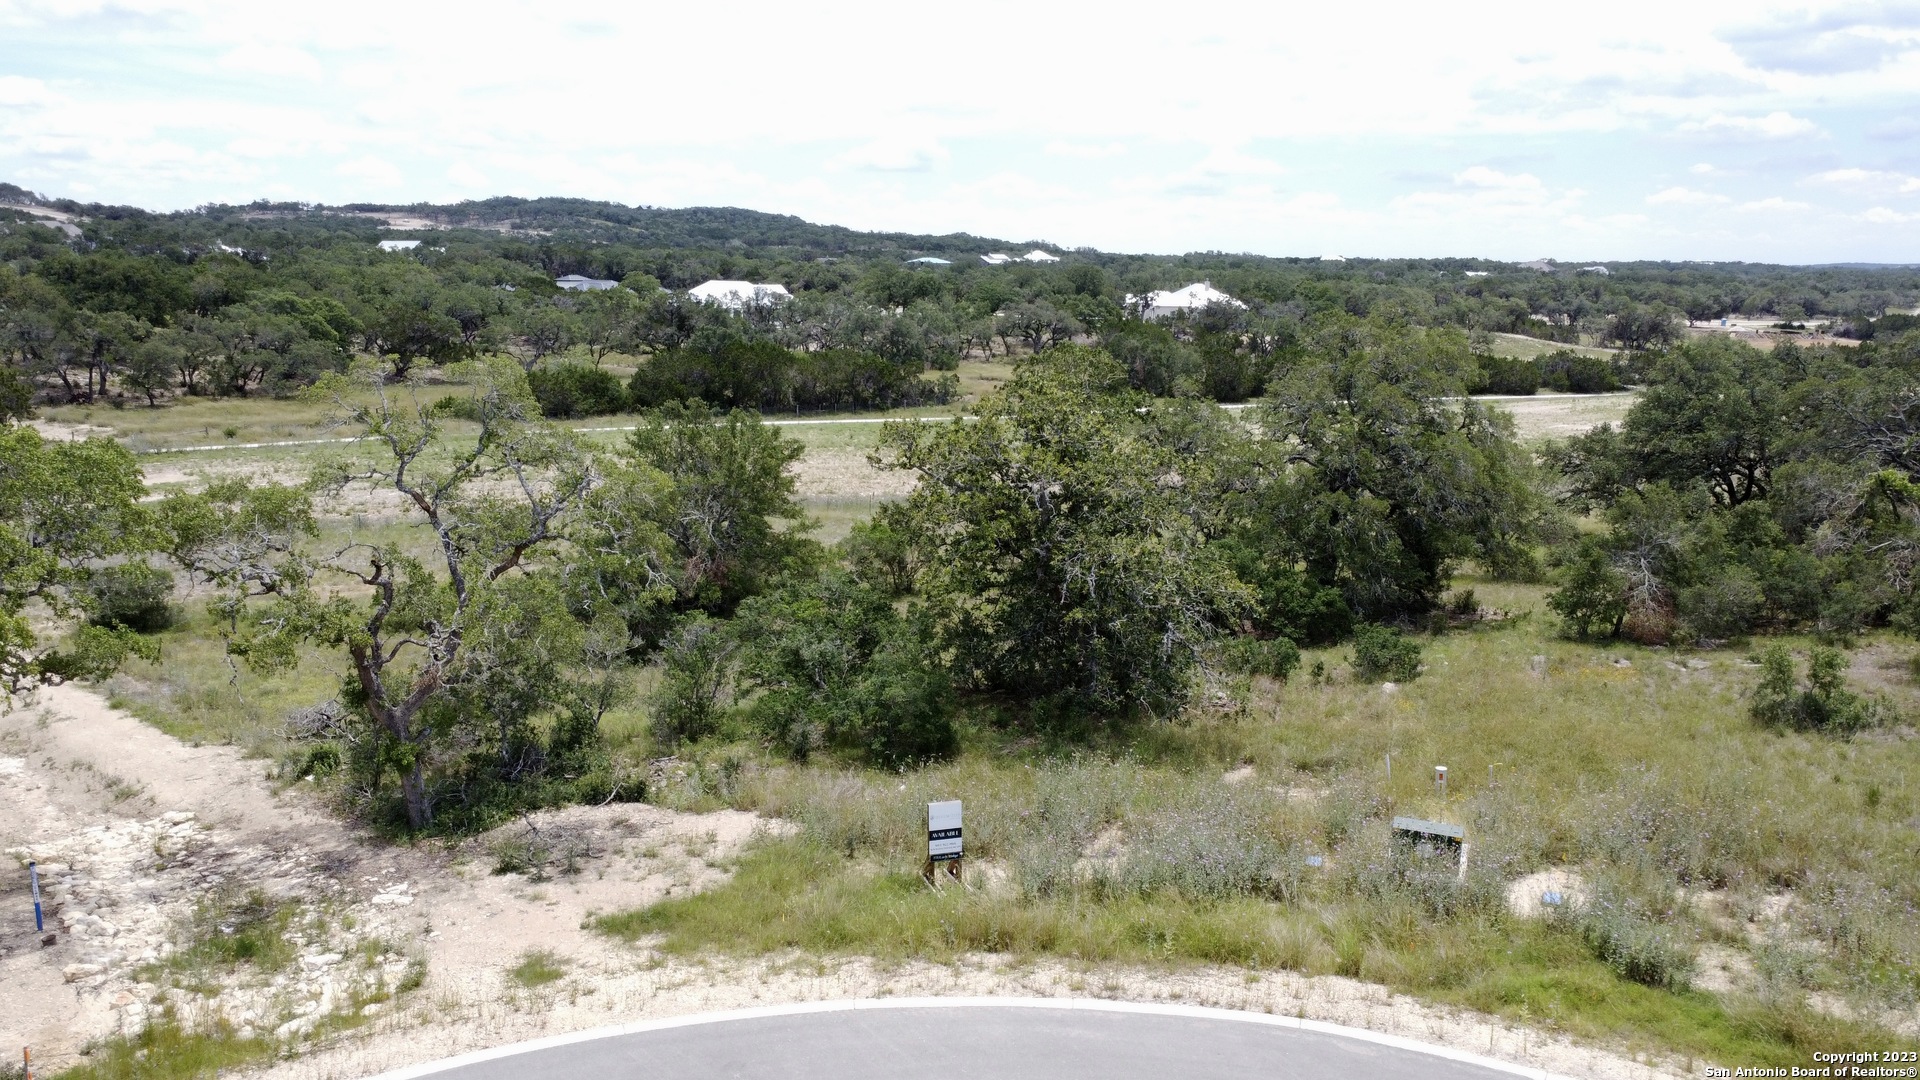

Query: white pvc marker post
[28,861,42,933]
[1435,765,1448,800]
[926,800,963,885]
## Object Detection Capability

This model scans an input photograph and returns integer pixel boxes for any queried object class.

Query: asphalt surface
[406,1004,1529,1080]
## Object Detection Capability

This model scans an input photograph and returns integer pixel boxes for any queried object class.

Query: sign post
[28,861,42,933]
[924,800,963,885]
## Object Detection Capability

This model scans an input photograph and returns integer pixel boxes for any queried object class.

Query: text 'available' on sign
[928,800,962,861]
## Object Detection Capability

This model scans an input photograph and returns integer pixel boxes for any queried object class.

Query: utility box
[1391,815,1465,863]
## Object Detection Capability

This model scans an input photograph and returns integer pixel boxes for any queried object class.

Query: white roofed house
[687,279,793,310]
[378,239,421,252]
[980,253,1013,265]
[555,274,619,291]
[1022,249,1060,263]
[1124,282,1247,321]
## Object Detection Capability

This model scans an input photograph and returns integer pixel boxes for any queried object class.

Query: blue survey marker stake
[29,860,43,933]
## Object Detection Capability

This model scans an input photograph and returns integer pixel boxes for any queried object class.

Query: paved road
[387,1001,1543,1080]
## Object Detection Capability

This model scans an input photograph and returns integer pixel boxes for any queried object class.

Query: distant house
[1124,282,1247,321]
[1518,259,1554,272]
[687,279,792,309]
[556,274,619,292]
[980,253,1014,265]
[1464,270,1490,277]
[906,257,952,266]
[378,239,421,252]
[1320,255,1347,263]
[1579,265,1612,276]
[1022,249,1060,263]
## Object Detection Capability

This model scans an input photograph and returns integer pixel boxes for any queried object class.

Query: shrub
[1750,644,1882,733]
[736,571,955,766]
[427,394,483,420]
[1341,822,1494,919]
[648,615,736,750]
[1573,769,1766,886]
[0,366,34,421]
[83,562,177,633]
[293,743,340,777]
[1541,350,1622,393]
[1474,354,1540,395]
[1350,623,1421,682]
[1004,763,1141,899]
[507,949,567,987]
[1117,790,1298,902]
[1677,565,1764,642]
[528,362,627,418]
[629,337,956,413]
[840,507,922,596]
[847,635,956,766]
[1565,886,1695,991]
[1214,540,1353,645]
[1218,636,1302,680]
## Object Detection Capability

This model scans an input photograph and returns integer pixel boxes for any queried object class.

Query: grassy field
[110,556,1920,1065]
[40,359,1007,453]
[1487,333,1619,361]
[595,578,1920,1065]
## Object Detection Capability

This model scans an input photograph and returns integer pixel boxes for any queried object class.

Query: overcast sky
[4,1,1920,262]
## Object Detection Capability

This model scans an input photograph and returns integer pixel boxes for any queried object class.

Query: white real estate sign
[927,800,963,862]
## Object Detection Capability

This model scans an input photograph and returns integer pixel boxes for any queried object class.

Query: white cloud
[829,138,948,173]
[1807,167,1920,193]
[1861,207,1919,223]
[446,161,489,189]
[0,75,57,107]
[1736,196,1813,212]
[1647,186,1729,204]
[1679,111,1821,139]
[1454,166,1543,190]
[1045,141,1127,158]
[7,0,1920,259]
[335,156,404,188]
[1113,144,1288,198]
[218,43,325,81]
[1387,167,1584,232]
[225,137,297,159]
[1719,7,1920,75]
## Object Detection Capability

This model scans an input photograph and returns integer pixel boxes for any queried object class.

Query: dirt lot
[1500,392,1635,442]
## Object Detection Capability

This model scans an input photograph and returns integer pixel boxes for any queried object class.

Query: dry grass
[602,575,1920,1065]
[1486,333,1619,361]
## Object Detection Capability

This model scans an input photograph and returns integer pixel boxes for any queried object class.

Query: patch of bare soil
[1845,643,1920,715]
[140,461,312,490]
[138,461,452,523]
[27,418,115,442]
[788,448,916,499]
[1501,393,1635,442]
[0,686,780,1071]
[1505,867,1587,918]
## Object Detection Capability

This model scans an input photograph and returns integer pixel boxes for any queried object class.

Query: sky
[3,1,1920,263]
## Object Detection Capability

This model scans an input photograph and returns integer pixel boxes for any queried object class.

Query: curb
[366,996,1574,1080]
